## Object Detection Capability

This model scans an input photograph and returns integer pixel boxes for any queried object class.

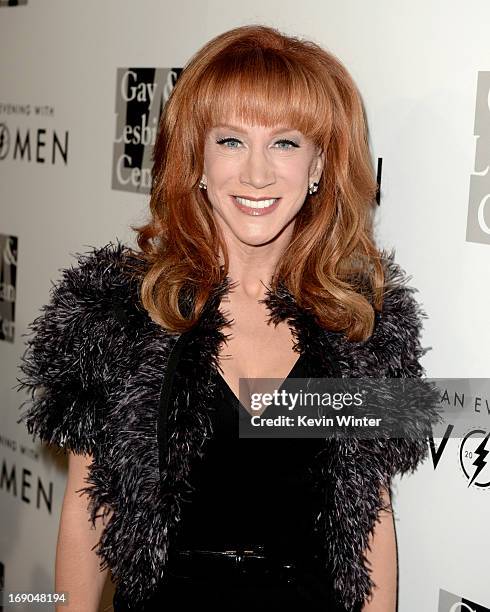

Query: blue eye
[274,139,299,149]
[215,137,300,149]
[216,137,241,148]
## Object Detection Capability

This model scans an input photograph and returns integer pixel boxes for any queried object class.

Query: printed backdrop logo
[0,0,27,5]
[112,68,182,193]
[0,234,17,343]
[439,588,489,611]
[0,103,68,165]
[428,380,490,492]
[467,71,490,245]
[459,429,490,489]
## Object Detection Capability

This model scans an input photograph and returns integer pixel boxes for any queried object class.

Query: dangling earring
[199,178,207,190]
[308,181,319,195]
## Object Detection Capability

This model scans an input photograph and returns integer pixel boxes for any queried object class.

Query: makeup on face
[202,120,322,246]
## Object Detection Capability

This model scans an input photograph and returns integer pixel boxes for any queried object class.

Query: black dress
[113,353,348,611]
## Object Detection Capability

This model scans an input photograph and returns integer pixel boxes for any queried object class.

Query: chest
[216,303,302,403]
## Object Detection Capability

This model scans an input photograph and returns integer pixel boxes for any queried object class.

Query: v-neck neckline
[215,351,307,415]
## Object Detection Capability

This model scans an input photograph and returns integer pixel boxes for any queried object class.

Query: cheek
[277,158,311,184]
[204,154,238,184]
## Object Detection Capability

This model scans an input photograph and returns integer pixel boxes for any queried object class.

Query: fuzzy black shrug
[16,241,440,611]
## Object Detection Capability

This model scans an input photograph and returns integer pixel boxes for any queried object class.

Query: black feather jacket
[16,240,440,611]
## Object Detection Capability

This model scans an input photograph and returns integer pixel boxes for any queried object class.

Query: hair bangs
[195,48,332,143]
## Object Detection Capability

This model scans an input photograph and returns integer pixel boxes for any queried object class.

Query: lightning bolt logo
[468,432,490,488]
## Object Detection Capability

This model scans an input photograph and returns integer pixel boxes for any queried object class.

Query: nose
[239,147,276,190]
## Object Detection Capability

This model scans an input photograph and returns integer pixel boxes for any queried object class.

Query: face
[202,119,324,249]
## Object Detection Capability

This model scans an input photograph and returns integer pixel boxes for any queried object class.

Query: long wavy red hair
[128,24,385,341]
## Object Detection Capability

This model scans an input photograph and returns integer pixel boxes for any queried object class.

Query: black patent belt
[167,545,322,584]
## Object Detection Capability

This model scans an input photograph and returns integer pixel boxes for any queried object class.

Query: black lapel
[156,276,233,495]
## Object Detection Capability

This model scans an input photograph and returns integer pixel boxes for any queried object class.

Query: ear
[310,149,325,183]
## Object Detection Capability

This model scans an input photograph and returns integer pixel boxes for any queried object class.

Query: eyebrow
[213,123,300,135]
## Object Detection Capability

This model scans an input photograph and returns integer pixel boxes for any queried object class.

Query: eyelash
[215,137,300,150]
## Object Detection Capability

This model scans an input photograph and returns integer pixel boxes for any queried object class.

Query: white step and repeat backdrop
[1,1,489,611]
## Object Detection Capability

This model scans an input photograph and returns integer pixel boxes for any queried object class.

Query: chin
[214,210,295,247]
[232,229,286,247]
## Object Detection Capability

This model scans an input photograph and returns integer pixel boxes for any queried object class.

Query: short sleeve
[16,251,111,456]
[375,258,442,479]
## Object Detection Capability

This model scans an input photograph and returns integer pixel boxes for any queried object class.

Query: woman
[17,24,439,612]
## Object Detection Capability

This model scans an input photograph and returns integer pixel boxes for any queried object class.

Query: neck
[217,225,294,301]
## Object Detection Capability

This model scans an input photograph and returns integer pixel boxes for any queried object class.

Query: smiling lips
[232,195,281,215]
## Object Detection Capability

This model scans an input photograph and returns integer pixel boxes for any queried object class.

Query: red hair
[129,24,385,341]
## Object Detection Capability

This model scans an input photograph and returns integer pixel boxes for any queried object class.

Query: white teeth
[235,196,278,209]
